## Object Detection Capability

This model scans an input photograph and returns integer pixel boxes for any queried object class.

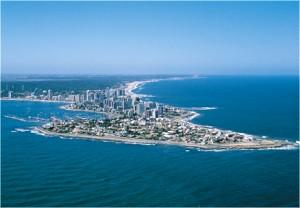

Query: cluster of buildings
[41,85,255,146]
[65,87,166,119]
[5,87,165,121]
[42,113,253,146]
[7,82,272,148]
[5,89,67,102]
[3,86,112,102]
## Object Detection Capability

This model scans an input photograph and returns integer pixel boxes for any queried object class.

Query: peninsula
[37,80,292,150]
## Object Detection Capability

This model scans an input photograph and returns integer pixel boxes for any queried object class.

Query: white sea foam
[30,129,46,136]
[134,94,155,98]
[185,107,218,111]
[5,115,47,123]
[140,143,155,146]
[5,115,28,122]
[197,148,229,152]
[57,136,75,140]
[186,113,200,121]
[193,142,299,152]
[27,116,48,123]
[15,128,30,132]
[260,144,299,151]
[230,144,299,151]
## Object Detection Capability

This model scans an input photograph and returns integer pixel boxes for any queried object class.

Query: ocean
[1,76,299,207]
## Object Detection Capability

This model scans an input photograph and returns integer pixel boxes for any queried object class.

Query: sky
[1,1,299,75]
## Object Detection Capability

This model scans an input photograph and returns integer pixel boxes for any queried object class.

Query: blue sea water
[138,76,299,141]
[1,76,299,207]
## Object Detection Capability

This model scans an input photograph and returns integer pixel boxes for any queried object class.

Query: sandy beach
[124,78,201,121]
[124,79,161,97]
[123,77,192,97]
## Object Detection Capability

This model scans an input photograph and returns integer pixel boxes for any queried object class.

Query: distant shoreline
[124,76,201,97]
[0,97,73,104]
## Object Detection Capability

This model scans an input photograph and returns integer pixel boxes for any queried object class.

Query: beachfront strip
[38,81,290,149]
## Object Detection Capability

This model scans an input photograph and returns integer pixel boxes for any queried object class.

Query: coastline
[59,105,105,114]
[124,79,160,97]
[123,78,298,147]
[124,78,201,122]
[4,77,298,150]
[36,128,292,150]
[124,76,197,97]
[0,97,73,104]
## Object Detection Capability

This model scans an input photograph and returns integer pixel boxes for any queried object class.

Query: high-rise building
[122,97,133,110]
[146,102,156,109]
[94,92,102,102]
[74,95,80,103]
[47,90,53,100]
[106,98,114,108]
[8,91,13,99]
[145,110,152,118]
[86,90,90,101]
[114,100,123,110]
[89,92,95,102]
[57,95,63,101]
[151,109,159,118]
[157,104,164,116]
[117,89,125,97]
[127,109,134,117]
[105,88,110,98]
[80,95,85,102]
[136,102,145,115]
[132,97,140,106]
[68,95,76,102]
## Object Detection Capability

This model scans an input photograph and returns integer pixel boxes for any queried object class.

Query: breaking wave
[30,129,46,136]
[5,115,48,123]
[15,128,30,132]
[185,107,218,111]
[5,115,28,122]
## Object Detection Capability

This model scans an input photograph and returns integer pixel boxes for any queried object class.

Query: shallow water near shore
[1,76,299,207]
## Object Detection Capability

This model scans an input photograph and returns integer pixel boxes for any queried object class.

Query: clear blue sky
[2,1,299,75]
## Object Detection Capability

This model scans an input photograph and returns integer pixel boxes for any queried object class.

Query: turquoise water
[2,76,299,207]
